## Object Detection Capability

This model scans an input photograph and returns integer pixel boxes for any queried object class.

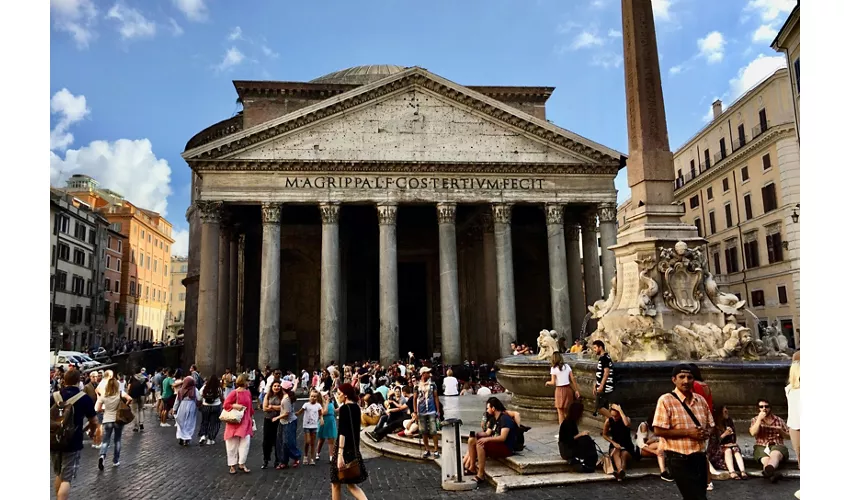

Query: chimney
[712,99,723,120]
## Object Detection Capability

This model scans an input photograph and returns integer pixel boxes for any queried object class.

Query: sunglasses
[758,405,770,409]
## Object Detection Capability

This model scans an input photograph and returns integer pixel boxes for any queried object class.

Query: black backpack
[129,377,146,399]
[50,391,85,452]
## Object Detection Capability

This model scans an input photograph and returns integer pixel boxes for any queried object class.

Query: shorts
[753,444,789,462]
[418,413,438,437]
[482,441,513,459]
[51,451,81,483]
[304,428,317,436]
[595,391,614,412]
[164,395,176,411]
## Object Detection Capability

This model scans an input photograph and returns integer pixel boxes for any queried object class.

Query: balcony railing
[714,150,728,164]
[732,135,748,151]
[674,161,712,190]
[752,121,771,138]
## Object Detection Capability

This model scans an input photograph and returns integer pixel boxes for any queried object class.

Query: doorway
[399,261,430,360]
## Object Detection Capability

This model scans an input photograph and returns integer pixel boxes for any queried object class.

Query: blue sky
[49,0,793,255]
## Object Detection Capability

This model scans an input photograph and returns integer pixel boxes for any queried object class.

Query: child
[298,390,323,465]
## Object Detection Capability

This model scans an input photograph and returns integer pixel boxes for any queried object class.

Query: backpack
[193,372,204,390]
[203,386,221,405]
[50,391,86,452]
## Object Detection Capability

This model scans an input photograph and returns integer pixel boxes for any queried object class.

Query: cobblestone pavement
[51,403,800,499]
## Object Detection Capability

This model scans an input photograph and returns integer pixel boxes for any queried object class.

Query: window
[759,108,768,131]
[689,195,700,209]
[744,194,753,220]
[724,240,740,273]
[129,281,136,295]
[106,255,111,269]
[56,271,67,291]
[145,286,149,298]
[778,285,788,304]
[84,307,92,325]
[115,280,120,293]
[104,301,110,318]
[704,149,711,168]
[88,229,96,244]
[166,245,169,253]
[737,124,746,147]
[141,230,145,239]
[741,166,749,182]
[722,178,729,192]
[53,305,67,323]
[751,290,765,307]
[762,183,778,213]
[105,278,111,291]
[181,265,187,273]
[689,159,696,177]
[74,223,86,240]
[86,279,92,296]
[73,249,85,266]
[719,138,727,159]
[743,234,760,269]
[117,260,121,272]
[146,256,150,269]
[155,238,158,247]
[694,218,702,237]
[118,240,122,252]
[794,58,800,92]
[164,265,168,275]
[71,275,85,295]
[179,292,185,301]
[706,187,713,200]
[725,203,733,228]
[708,211,716,234]
[713,251,722,274]
[148,234,151,243]
[59,215,70,234]
[58,243,70,261]
[766,231,784,263]
[762,153,771,170]
[154,259,158,273]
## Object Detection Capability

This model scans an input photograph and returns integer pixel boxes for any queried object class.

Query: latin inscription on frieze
[278,175,546,191]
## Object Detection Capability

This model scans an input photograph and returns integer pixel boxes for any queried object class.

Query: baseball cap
[281,380,293,390]
[419,367,432,375]
[671,364,693,377]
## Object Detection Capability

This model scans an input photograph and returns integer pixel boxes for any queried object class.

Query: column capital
[377,203,398,225]
[492,203,513,224]
[238,233,246,249]
[580,210,598,229]
[319,202,341,225]
[598,202,617,223]
[260,202,283,224]
[545,204,564,225]
[437,202,456,225]
[197,201,223,223]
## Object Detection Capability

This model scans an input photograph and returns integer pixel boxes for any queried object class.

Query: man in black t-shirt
[51,369,99,500]
[467,397,517,484]
[592,340,616,418]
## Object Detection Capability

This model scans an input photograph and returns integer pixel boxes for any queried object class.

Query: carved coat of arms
[658,242,705,315]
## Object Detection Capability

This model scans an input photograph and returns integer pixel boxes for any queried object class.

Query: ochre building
[182,65,624,375]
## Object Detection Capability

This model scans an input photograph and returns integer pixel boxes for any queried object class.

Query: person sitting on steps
[602,404,639,482]
[636,416,672,482]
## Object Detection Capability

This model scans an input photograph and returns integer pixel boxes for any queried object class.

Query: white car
[52,351,101,370]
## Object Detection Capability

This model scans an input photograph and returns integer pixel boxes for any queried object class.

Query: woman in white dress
[174,376,201,446]
[786,354,800,499]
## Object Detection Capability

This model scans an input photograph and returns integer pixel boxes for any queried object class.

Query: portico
[182,66,623,374]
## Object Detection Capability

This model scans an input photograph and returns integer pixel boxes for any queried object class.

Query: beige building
[168,256,188,336]
[772,1,800,139]
[672,68,800,347]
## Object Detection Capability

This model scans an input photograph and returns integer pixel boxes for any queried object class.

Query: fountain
[497,0,794,424]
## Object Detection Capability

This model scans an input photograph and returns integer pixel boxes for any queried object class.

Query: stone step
[361,429,439,463]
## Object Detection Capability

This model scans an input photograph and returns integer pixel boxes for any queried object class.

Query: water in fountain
[580,312,593,339]
[743,308,764,335]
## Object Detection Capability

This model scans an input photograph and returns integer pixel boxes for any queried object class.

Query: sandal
[292,460,300,468]
[239,465,251,473]
[730,472,741,480]
[276,464,288,470]
[471,476,486,485]
[229,467,237,475]
[740,472,749,479]
[463,468,476,476]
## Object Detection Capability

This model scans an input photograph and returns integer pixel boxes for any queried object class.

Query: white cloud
[556,21,581,34]
[652,0,674,21]
[745,0,796,22]
[571,31,604,50]
[728,54,786,100]
[172,0,208,22]
[591,0,607,8]
[701,106,716,123]
[698,31,726,63]
[669,64,684,75]
[168,18,184,36]
[215,47,245,72]
[228,26,243,41]
[50,0,98,48]
[171,229,189,257]
[752,24,778,43]
[591,53,623,69]
[608,28,622,38]
[50,89,90,151]
[107,3,156,40]
[261,45,279,58]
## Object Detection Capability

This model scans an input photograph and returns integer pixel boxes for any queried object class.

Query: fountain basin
[496,355,792,424]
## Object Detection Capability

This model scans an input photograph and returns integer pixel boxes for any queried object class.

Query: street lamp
[791,203,800,223]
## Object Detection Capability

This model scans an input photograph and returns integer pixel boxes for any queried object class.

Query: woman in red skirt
[546,352,580,425]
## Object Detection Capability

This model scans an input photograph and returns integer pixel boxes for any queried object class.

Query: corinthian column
[492,203,516,357]
[377,204,399,366]
[581,210,603,308]
[320,203,342,367]
[215,219,231,375]
[195,201,222,376]
[545,204,572,341]
[258,202,282,370]
[227,226,239,370]
[437,203,461,365]
[597,203,618,297]
[565,219,585,341]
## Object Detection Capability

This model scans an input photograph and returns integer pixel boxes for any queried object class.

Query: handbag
[116,398,135,426]
[336,404,368,483]
[595,442,615,475]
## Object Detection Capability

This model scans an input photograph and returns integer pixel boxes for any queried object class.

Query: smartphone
[469,431,475,438]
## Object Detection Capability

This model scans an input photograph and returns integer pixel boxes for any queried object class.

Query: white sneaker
[199,436,207,445]
[91,443,100,449]
[207,440,215,445]
[160,423,171,427]
[707,482,714,491]
[113,462,120,467]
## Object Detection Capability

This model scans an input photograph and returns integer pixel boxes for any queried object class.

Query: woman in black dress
[602,403,638,482]
[558,401,597,472]
[331,383,368,500]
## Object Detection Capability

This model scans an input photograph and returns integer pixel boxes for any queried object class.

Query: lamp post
[791,203,800,223]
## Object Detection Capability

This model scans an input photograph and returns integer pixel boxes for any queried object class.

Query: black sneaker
[262,461,269,469]
[133,427,139,433]
[98,456,104,471]
[139,424,144,431]
[365,432,378,443]
[763,465,775,479]
[422,451,431,459]
[660,470,674,482]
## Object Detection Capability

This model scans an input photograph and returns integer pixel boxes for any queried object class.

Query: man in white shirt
[443,369,459,396]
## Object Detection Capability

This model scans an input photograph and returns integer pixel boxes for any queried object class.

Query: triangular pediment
[183,67,624,169]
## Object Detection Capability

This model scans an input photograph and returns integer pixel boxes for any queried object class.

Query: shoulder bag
[337,404,368,484]
[671,391,703,428]
[220,391,246,424]
[116,398,135,426]
[594,442,615,475]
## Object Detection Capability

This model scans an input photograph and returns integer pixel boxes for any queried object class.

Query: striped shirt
[652,388,714,455]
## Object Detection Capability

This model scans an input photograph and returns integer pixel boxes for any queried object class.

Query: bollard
[440,418,477,491]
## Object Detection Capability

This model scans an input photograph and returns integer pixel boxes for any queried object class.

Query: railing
[699,161,710,171]
[714,150,727,164]
[732,136,748,151]
[752,121,771,138]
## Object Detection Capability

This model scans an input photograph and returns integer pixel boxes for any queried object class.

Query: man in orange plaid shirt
[652,364,714,500]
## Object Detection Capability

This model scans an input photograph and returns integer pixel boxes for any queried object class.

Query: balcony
[714,150,728,164]
[732,135,748,151]
[674,162,710,190]
[752,121,771,138]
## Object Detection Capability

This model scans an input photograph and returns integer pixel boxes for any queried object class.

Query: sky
[49,0,795,257]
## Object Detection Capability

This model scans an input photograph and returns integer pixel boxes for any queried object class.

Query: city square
[45,1,811,499]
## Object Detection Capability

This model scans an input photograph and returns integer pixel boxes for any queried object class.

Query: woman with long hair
[545,352,580,426]
[174,376,201,446]
[786,355,800,499]
[261,380,284,469]
[273,380,302,469]
[636,414,670,480]
[708,405,748,479]
[602,404,637,482]
[558,401,597,472]
[316,390,338,463]
[198,373,223,446]
[95,377,133,470]
[331,383,368,500]
[223,374,255,474]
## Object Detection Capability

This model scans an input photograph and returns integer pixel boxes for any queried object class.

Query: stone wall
[110,345,183,376]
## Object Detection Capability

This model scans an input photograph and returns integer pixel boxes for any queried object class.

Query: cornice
[184,68,624,166]
[188,159,619,176]
[674,125,796,197]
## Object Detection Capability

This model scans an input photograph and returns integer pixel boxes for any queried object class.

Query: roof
[310,65,409,85]
[771,1,800,50]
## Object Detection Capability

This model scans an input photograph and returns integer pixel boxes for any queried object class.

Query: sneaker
[795,490,800,499]
[98,456,104,471]
[113,462,120,467]
[133,427,139,433]
[434,452,441,459]
[160,423,171,427]
[707,482,714,491]
[92,443,101,449]
[262,461,269,469]
[315,454,320,461]
[139,424,144,431]
[423,451,431,459]
[199,436,207,445]
[208,440,215,445]
[366,431,378,442]
[763,465,775,479]
[660,470,674,482]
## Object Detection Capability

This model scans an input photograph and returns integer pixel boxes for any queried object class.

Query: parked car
[91,347,107,358]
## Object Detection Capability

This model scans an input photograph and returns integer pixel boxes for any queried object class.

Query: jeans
[375,412,408,440]
[665,451,708,500]
[277,420,301,465]
[100,422,124,464]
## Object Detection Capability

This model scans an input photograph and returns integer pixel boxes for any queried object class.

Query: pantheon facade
[181,65,624,376]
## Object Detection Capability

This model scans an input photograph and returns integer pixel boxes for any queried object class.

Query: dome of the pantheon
[310,65,409,85]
